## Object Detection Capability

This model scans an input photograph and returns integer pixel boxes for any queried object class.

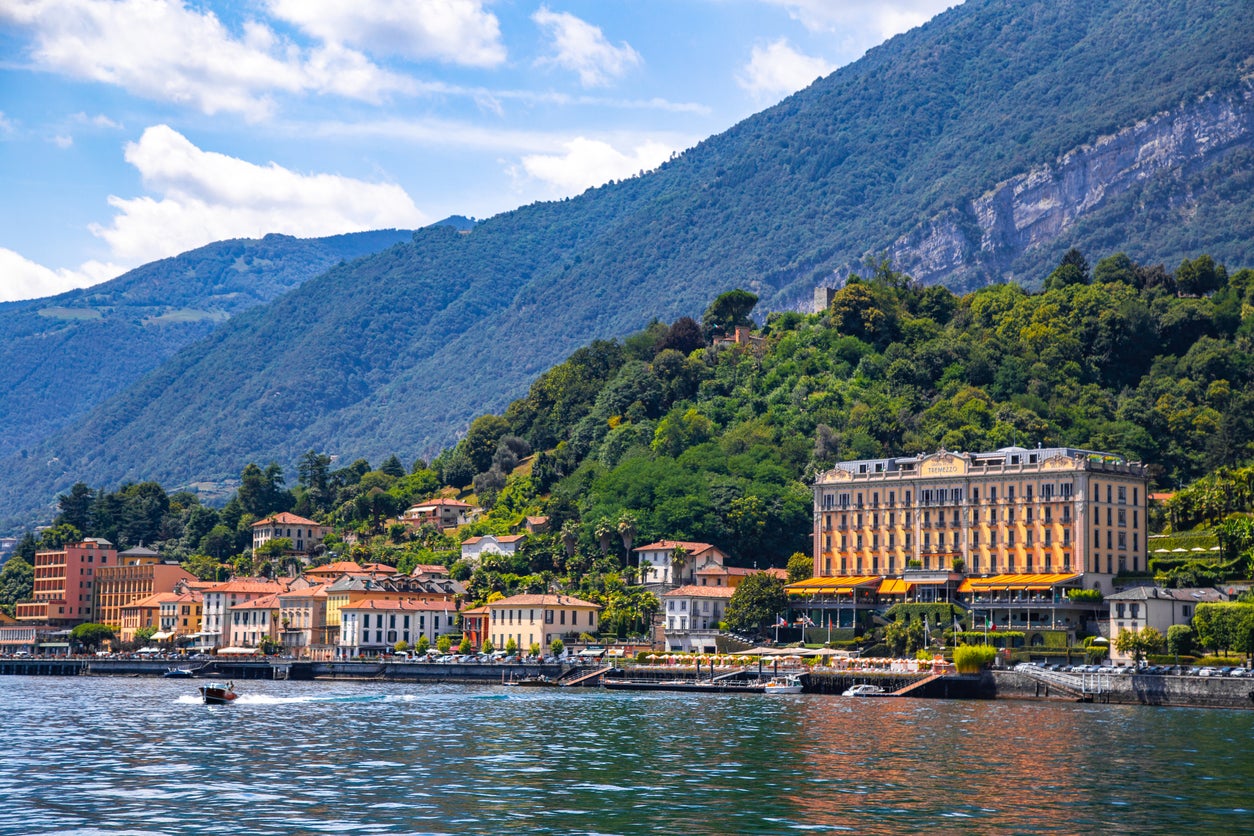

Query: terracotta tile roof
[662,585,736,598]
[234,593,283,609]
[205,579,286,594]
[306,561,371,575]
[345,597,457,612]
[462,534,525,545]
[634,539,718,554]
[279,583,330,599]
[411,564,449,575]
[412,498,473,508]
[358,562,398,573]
[461,605,491,615]
[123,592,174,608]
[488,593,601,610]
[252,512,323,527]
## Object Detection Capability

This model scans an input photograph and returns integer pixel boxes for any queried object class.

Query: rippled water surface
[1,675,1252,834]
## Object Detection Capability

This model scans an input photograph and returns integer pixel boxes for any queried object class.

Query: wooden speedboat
[199,682,239,704]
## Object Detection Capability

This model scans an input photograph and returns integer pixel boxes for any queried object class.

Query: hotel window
[1044,530,1051,546]
[1026,507,1034,523]
[857,535,863,549]
[1008,531,1015,546]
[1118,532,1127,550]
[923,533,930,547]
[1063,530,1071,546]
[1133,533,1138,552]
[1044,507,1052,523]
[889,491,896,505]
[1025,484,1033,501]
[1107,485,1113,503]
[1008,486,1016,501]
[1118,486,1127,504]
[990,486,997,501]
[972,487,980,501]
[905,490,912,504]
[1133,510,1139,529]
[990,531,997,546]
[1108,531,1113,549]
[905,533,912,547]
[1026,530,1033,547]
[1118,509,1126,527]
[1107,508,1113,525]
[972,532,979,547]
[1133,487,1138,505]
[1094,529,1100,547]
[1007,507,1015,522]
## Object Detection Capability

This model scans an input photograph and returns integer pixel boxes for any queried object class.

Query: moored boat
[199,682,239,705]
[763,674,803,694]
[842,683,888,697]
[163,667,195,678]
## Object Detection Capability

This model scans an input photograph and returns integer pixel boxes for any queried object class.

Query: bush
[953,645,997,673]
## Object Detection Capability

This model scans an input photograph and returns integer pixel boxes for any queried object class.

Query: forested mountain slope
[2,0,1253,528]
[0,229,413,459]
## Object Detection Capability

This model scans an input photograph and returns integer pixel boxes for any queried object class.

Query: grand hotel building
[811,447,1149,595]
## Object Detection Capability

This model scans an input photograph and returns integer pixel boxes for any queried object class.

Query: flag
[776,616,787,627]
[802,615,815,627]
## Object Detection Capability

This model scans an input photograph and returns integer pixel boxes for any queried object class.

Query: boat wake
[175,693,421,705]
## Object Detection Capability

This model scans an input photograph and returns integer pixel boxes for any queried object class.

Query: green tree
[1114,625,1164,664]
[725,573,787,634]
[0,555,34,617]
[415,635,431,654]
[702,288,759,335]
[550,637,565,656]
[56,482,96,533]
[437,635,453,654]
[458,634,473,654]
[482,637,495,654]
[1044,247,1090,290]
[70,623,116,651]
[134,625,157,644]
[505,637,518,655]
[462,414,511,474]
[786,552,813,583]
[1166,624,1194,660]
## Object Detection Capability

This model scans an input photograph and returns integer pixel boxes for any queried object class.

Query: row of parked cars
[1017,661,1251,677]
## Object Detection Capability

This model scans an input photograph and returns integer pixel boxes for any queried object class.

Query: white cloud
[72,112,124,130]
[87,124,427,265]
[51,134,73,148]
[0,248,120,303]
[267,0,506,67]
[0,0,414,120]
[519,136,672,193]
[0,124,429,301]
[760,0,956,38]
[738,39,834,99]
[532,7,641,88]
[0,112,14,134]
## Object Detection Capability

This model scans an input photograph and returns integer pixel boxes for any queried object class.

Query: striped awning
[877,578,914,595]
[963,573,1081,592]
[785,575,881,595]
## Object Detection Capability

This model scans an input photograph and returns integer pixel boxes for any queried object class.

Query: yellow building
[485,594,601,652]
[813,447,1149,594]
[94,545,196,630]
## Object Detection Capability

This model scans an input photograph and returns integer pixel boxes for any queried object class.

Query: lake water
[1,675,1251,835]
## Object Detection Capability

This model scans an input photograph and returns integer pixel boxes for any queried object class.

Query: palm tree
[616,512,638,564]
[561,520,580,560]
[670,545,689,585]
[595,517,614,555]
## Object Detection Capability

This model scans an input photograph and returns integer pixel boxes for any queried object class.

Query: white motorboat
[763,674,803,694]
[842,683,887,697]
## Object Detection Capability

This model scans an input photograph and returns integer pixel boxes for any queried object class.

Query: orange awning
[877,578,914,595]
[786,575,881,595]
[963,573,1080,592]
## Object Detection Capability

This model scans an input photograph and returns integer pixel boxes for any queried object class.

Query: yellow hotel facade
[812,447,1149,594]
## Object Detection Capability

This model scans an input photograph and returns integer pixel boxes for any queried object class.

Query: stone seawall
[993,670,1254,710]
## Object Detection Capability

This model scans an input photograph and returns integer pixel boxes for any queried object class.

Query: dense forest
[2,0,1252,528]
[4,249,1253,626]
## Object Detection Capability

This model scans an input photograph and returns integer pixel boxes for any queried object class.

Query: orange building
[16,538,117,627]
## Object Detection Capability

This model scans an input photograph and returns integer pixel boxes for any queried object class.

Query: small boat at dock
[163,667,195,678]
[763,675,804,694]
[842,683,888,697]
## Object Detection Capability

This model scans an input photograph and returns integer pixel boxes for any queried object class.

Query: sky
[0,0,956,303]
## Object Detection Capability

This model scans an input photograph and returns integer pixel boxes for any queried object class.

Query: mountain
[2,0,1253,528]
[0,229,413,460]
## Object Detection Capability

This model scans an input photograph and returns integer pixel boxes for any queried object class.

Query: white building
[1107,586,1228,662]
[634,540,729,586]
[662,585,735,653]
[339,598,458,657]
[460,534,525,563]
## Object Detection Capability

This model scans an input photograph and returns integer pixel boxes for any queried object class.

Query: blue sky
[0,0,955,303]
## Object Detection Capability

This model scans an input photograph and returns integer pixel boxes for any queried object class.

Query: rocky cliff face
[887,82,1254,286]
